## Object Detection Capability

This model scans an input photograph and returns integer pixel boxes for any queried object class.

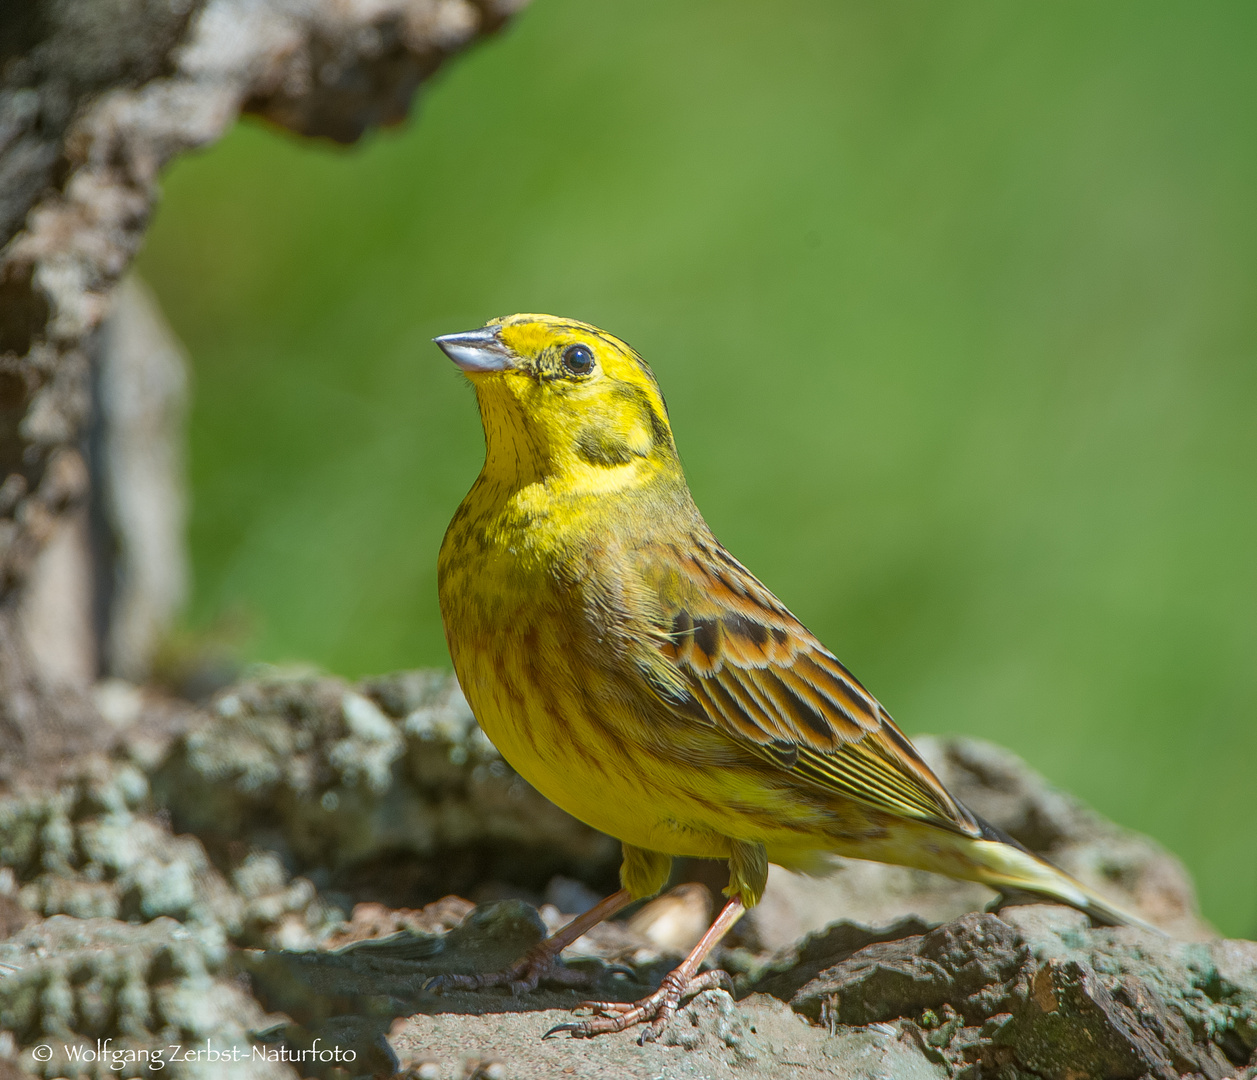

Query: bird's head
[436,314,680,491]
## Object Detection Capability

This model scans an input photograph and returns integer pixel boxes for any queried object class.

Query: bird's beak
[433,327,516,373]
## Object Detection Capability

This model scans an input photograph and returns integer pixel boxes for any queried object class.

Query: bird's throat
[475,385,679,502]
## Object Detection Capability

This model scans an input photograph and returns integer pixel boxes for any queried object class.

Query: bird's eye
[561,344,595,376]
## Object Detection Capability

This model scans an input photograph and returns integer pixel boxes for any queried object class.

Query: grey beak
[433,327,516,373]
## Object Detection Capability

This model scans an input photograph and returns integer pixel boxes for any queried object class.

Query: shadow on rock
[238,900,670,1077]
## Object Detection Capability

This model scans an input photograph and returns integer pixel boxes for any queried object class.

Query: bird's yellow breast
[442,489,643,844]
[437,468,902,874]
[439,476,769,860]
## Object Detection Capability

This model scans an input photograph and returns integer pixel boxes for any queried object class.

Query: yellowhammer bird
[431,313,1153,1041]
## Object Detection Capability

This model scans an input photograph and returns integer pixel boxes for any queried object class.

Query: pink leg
[544,894,747,1043]
[426,888,635,995]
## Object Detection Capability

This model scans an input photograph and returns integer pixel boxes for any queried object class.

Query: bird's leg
[426,888,634,995]
[545,894,747,1043]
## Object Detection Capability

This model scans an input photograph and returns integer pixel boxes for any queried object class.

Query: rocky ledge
[0,669,1252,1080]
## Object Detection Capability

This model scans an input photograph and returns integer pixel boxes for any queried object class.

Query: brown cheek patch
[574,424,640,467]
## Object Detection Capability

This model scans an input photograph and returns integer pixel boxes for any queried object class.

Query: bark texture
[0,0,527,767]
[93,274,190,683]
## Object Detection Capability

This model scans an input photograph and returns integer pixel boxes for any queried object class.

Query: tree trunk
[0,0,528,771]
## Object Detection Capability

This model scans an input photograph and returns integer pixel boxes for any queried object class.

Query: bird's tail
[962,816,1160,934]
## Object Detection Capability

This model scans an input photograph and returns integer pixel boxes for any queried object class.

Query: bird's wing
[633,532,980,835]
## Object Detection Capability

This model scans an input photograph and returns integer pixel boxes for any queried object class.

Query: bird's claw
[541,968,733,1042]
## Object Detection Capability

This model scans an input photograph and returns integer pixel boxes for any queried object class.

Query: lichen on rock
[0,668,1253,1079]
[0,916,296,1080]
[777,906,1255,1079]
[150,669,621,903]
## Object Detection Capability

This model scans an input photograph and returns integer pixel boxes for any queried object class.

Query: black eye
[561,344,595,376]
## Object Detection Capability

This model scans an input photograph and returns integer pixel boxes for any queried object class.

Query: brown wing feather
[639,532,979,836]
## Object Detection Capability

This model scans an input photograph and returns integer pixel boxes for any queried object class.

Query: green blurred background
[137,0,1257,935]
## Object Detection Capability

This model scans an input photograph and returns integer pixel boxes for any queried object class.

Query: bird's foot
[425,943,600,995]
[543,967,733,1043]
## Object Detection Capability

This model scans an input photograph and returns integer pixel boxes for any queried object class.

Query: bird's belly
[450,640,857,871]
[439,527,840,863]
[450,636,732,859]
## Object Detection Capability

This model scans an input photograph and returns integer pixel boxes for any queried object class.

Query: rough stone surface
[0,746,339,953]
[776,913,1031,1027]
[779,906,1255,1080]
[0,916,296,1080]
[0,669,1253,1079]
[151,669,621,904]
[388,993,952,1080]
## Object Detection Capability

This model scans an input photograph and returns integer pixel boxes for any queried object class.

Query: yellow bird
[432,314,1151,1040]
